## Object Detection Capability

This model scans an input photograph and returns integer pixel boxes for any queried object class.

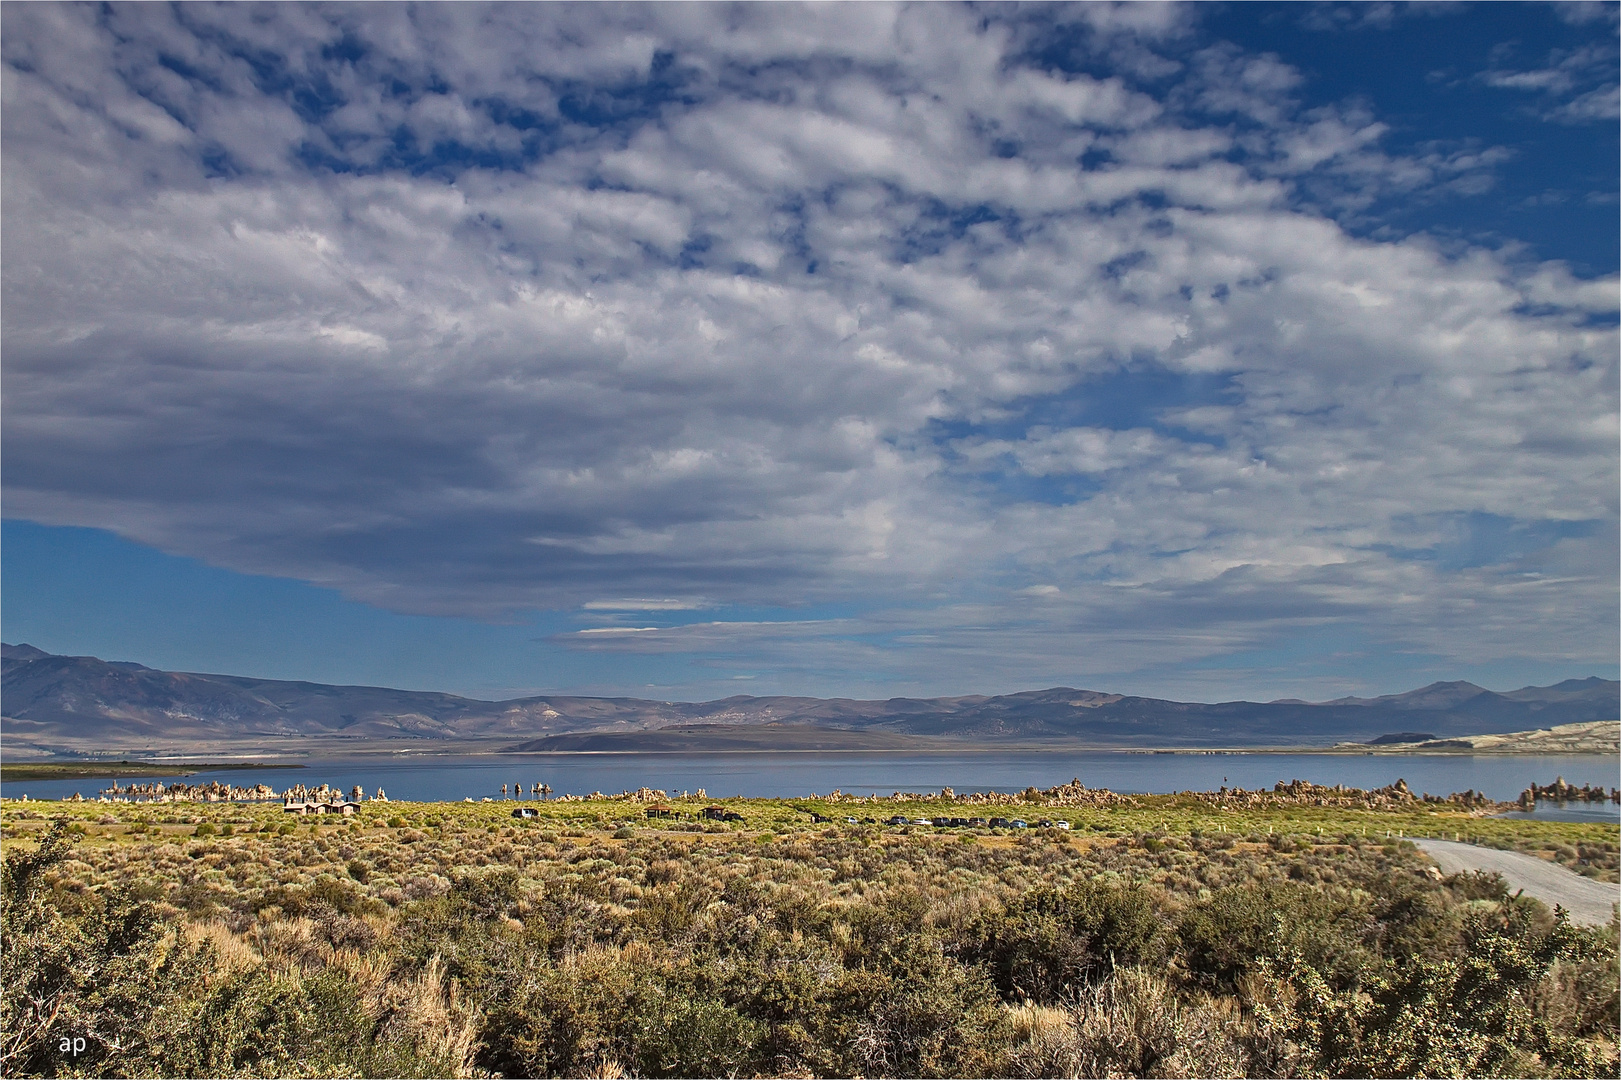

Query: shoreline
[0,761,308,781]
[2,743,1616,769]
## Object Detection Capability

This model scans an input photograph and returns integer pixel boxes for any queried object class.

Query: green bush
[1,822,206,1076]
[1256,906,1617,1078]
[5,802,1615,1078]
[968,880,1168,1004]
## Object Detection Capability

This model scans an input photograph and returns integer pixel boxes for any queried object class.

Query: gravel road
[1415,839,1618,926]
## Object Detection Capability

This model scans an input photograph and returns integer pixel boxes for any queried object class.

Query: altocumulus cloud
[2,3,1616,695]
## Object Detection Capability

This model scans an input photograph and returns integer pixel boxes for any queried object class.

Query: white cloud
[2,2,1615,694]
[1479,39,1619,124]
[583,598,710,611]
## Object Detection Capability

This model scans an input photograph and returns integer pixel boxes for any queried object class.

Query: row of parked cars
[882,815,1072,830]
[798,809,1075,830]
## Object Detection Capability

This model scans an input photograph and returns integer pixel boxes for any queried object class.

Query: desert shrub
[632,992,766,1078]
[1177,882,1380,995]
[1000,967,1257,1079]
[1446,869,1511,902]
[966,880,1168,1003]
[448,867,523,920]
[1256,907,1619,1078]
[630,880,715,942]
[6,801,1616,1077]
[480,945,774,1078]
[144,963,466,1078]
[0,822,205,1076]
[834,933,1010,1079]
[478,947,639,1077]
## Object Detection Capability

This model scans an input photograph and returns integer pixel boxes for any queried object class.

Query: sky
[3,1,1617,704]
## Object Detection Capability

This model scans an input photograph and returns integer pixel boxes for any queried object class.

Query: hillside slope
[4,644,1615,755]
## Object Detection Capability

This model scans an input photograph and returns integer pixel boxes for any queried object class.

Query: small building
[285,800,357,816]
[645,805,675,819]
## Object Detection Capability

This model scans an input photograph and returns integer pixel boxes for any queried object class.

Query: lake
[3,750,1616,815]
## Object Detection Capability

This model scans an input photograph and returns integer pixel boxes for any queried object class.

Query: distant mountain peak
[3,645,1616,755]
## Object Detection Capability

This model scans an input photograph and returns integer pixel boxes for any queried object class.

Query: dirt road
[1415,839,1618,926]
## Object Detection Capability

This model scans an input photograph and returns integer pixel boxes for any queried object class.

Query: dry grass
[3,797,1615,1079]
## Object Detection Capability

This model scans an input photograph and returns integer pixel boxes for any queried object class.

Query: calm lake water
[4,751,1616,816]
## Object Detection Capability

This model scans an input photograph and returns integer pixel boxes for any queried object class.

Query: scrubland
[2,795,1616,1078]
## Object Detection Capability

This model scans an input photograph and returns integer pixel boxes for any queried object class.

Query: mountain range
[3,643,1616,758]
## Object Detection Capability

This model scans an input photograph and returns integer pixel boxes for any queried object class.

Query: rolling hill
[3,643,1616,757]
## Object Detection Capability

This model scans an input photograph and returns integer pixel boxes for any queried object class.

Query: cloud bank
[3,3,1616,695]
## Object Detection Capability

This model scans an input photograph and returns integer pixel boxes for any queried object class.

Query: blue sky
[3,2,1616,703]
